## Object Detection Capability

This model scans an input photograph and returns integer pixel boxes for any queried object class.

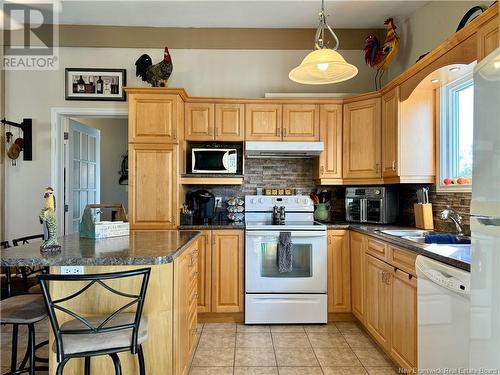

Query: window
[438,74,473,191]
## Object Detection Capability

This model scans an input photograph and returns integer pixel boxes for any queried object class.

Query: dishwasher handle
[416,256,470,296]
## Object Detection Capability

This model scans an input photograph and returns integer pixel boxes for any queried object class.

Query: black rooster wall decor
[135,47,173,87]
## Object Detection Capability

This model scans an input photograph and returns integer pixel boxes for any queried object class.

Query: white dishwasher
[416,255,471,372]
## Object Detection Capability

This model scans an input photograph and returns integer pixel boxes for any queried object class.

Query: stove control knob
[303,198,309,204]
[259,197,265,204]
[375,190,381,195]
[295,198,300,204]
[250,198,256,204]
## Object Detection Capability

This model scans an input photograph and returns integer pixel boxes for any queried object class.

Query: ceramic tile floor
[190,322,400,375]
[0,320,399,374]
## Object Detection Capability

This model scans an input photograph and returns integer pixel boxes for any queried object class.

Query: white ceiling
[56,0,430,29]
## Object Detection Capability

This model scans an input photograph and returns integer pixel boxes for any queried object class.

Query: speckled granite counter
[334,223,471,271]
[0,230,200,267]
[179,220,245,230]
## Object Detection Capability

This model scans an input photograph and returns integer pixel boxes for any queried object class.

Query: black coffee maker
[186,189,216,224]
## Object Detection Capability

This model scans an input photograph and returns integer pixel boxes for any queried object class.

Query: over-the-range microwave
[187,142,243,174]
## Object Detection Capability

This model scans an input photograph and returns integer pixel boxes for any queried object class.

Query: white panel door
[67,120,100,234]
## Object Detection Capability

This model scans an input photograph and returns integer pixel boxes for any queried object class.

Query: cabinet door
[317,104,343,180]
[283,104,319,141]
[350,231,365,322]
[391,269,417,370]
[343,98,382,179]
[215,103,245,141]
[174,248,191,375]
[185,102,215,141]
[128,143,178,229]
[197,230,212,313]
[327,230,351,313]
[477,16,499,61]
[129,93,180,143]
[365,254,392,350]
[382,88,399,178]
[211,230,244,313]
[245,104,282,141]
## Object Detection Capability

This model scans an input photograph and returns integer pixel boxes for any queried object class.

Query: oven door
[245,230,327,293]
[346,197,363,222]
[365,198,383,223]
[191,148,236,174]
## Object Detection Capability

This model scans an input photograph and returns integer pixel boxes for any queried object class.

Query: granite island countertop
[0,230,200,267]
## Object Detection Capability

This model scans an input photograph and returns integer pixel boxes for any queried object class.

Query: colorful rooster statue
[364,18,400,90]
[39,187,61,253]
[135,47,173,87]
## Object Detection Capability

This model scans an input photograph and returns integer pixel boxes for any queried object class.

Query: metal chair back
[12,234,44,247]
[39,268,150,362]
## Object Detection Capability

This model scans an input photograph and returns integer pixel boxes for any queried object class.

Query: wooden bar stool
[39,268,151,375]
[0,294,49,374]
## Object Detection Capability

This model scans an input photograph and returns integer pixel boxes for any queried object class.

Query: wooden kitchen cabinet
[282,104,319,141]
[390,268,417,370]
[365,253,392,351]
[196,230,212,313]
[477,12,499,61]
[185,102,215,140]
[128,92,182,143]
[343,97,382,182]
[128,143,178,229]
[211,230,244,313]
[381,86,435,184]
[245,103,282,141]
[314,104,343,185]
[215,103,245,141]
[350,231,366,322]
[327,230,351,313]
[174,242,198,375]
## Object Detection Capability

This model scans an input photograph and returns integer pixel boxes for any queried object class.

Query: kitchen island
[0,230,201,375]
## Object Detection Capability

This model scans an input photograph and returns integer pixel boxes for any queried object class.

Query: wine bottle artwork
[77,75,86,93]
[66,69,126,101]
[96,76,103,94]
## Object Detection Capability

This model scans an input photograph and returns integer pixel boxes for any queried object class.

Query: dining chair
[12,234,46,294]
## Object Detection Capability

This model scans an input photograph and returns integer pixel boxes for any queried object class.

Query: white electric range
[244,195,327,324]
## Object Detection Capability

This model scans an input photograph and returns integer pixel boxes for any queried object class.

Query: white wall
[72,117,129,219]
[389,1,490,79]
[4,47,375,239]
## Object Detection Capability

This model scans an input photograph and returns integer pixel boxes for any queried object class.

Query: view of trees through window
[457,83,474,178]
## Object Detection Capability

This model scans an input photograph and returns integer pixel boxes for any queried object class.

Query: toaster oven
[345,187,398,224]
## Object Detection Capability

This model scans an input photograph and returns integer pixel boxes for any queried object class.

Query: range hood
[245,141,324,158]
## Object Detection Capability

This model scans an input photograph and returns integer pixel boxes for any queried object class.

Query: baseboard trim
[328,312,356,322]
[198,312,244,323]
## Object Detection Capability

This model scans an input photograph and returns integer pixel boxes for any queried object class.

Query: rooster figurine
[135,47,173,87]
[39,187,61,254]
[364,18,399,90]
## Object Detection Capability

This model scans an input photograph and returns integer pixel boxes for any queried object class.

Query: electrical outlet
[215,196,222,208]
[60,266,84,275]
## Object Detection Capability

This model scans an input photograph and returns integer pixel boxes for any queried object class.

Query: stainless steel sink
[401,235,427,243]
[402,234,471,245]
[379,229,430,237]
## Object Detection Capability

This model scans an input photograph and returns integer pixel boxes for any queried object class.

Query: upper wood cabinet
[343,97,382,182]
[185,102,214,141]
[382,86,435,184]
[477,13,499,61]
[185,102,245,141]
[211,230,244,313]
[327,230,351,313]
[365,253,393,351]
[128,143,178,229]
[350,231,365,322]
[314,104,343,184]
[215,103,245,141]
[282,104,319,141]
[245,104,282,141]
[129,93,182,143]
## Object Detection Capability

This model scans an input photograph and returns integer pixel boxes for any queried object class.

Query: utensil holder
[414,203,434,230]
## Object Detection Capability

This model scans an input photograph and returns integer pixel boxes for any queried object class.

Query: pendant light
[289,0,358,85]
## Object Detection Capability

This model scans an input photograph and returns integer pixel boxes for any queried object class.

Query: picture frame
[65,68,127,101]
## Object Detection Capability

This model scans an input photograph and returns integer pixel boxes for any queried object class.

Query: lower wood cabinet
[174,241,198,375]
[183,229,244,314]
[327,230,351,313]
[350,231,365,322]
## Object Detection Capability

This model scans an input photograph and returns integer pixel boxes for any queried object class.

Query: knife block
[414,203,434,230]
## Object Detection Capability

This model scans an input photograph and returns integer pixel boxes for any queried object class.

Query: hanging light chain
[314,0,339,51]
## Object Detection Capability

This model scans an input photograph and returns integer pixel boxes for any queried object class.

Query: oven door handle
[245,231,326,238]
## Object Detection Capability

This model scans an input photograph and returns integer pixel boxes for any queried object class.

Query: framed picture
[65,68,126,101]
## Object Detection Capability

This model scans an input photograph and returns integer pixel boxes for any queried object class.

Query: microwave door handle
[222,152,229,169]
[191,149,196,172]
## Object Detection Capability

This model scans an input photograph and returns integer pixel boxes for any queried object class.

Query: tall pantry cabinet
[126,88,185,229]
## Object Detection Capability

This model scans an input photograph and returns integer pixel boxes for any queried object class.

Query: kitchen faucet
[439,206,464,236]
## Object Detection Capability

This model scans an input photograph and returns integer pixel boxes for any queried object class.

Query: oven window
[346,198,361,221]
[366,200,382,222]
[193,151,226,171]
[260,242,312,278]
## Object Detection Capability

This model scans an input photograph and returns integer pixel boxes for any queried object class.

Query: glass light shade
[289,49,358,85]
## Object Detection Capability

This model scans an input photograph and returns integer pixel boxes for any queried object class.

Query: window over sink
[437,74,473,192]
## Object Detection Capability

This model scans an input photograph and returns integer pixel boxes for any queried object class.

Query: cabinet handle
[320,165,325,174]
[376,163,380,173]
[215,126,219,136]
[283,127,287,138]
[276,127,280,136]
[172,128,177,139]
[392,160,396,171]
